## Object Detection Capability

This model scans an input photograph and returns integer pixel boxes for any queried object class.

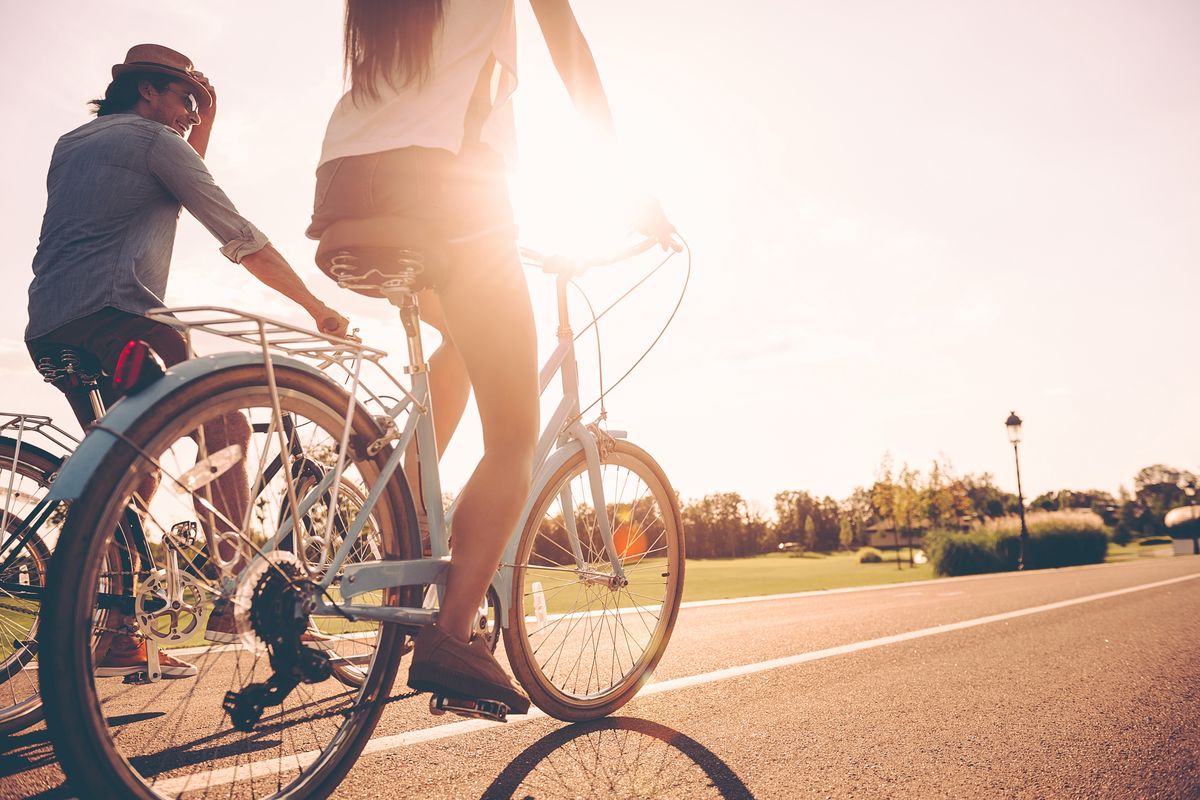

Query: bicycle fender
[46,352,327,501]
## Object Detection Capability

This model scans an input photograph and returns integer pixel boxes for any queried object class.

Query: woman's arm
[531,0,676,244]
[529,0,617,138]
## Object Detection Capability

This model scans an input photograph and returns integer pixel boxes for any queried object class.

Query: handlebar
[520,235,680,278]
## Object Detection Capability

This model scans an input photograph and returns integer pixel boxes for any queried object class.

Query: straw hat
[111,44,212,109]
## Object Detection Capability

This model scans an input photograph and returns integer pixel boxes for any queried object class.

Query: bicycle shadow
[0,724,73,800]
[481,716,754,799]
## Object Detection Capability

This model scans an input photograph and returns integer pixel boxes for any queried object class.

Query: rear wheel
[503,440,684,721]
[0,439,58,735]
[41,364,419,798]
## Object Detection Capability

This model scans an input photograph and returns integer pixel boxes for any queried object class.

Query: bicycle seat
[34,346,105,390]
[316,217,444,299]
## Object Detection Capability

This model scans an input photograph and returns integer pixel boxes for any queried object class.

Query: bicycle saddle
[34,346,105,390]
[316,217,444,299]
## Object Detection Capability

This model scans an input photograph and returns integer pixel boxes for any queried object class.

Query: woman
[308,0,670,714]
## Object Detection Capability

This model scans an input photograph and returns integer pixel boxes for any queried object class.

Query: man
[25,44,350,677]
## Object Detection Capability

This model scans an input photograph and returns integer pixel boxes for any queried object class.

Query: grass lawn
[680,539,1177,604]
[681,551,934,603]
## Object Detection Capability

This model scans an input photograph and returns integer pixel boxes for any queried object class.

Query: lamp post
[1005,411,1030,570]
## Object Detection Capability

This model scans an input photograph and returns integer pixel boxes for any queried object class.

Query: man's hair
[89,72,174,117]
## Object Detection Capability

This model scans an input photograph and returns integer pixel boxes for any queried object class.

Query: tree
[841,487,875,548]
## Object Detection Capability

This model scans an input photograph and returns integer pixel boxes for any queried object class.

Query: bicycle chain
[0,601,36,617]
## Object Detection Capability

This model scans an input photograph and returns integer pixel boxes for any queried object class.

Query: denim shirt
[25,114,269,340]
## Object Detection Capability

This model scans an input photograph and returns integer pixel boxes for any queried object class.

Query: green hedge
[856,546,883,563]
[925,511,1110,577]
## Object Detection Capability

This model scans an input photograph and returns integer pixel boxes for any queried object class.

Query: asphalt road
[3,555,1197,799]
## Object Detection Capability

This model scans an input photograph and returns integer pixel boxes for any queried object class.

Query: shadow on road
[0,724,74,799]
[482,716,754,799]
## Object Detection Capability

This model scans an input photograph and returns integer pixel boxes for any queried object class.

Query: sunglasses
[163,87,198,114]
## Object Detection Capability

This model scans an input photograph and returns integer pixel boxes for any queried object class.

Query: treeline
[679,458,1195,559]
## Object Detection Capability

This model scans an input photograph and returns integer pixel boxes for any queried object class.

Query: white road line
[152,570,1200,793]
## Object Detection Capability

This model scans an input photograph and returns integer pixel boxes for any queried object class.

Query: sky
[2,1,1198,514]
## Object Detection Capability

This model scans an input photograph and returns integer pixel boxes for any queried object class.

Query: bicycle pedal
[428,695,508,723]
[121,670,152,685]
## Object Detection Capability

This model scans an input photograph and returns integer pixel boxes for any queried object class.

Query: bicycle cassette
[233,551,316,652]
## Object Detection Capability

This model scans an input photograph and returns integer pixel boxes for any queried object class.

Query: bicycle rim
[504,441,684,721]
[42,365,416,799]
[0,441,57,734]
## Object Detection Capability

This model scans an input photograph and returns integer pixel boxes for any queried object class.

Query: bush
[856,547,883,563]
[926,510,1110,577]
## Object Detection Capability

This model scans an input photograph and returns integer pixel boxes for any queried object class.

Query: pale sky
[2,1,1198,513]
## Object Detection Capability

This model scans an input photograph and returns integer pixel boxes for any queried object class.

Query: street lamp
[1005,411,1030,570]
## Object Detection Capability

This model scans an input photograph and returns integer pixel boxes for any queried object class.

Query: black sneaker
[407,624,530,714]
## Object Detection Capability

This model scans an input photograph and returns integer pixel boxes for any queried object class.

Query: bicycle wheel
[503,439,685,721]
[41,363,419,799]
[0,438,58,736]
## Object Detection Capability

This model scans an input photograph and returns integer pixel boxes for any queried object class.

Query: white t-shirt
[317,0,518,168]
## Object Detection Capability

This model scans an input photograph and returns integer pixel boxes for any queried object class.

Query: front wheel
[503,440,685,721]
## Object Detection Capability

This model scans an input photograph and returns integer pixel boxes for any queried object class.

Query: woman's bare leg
[433,242,538,642]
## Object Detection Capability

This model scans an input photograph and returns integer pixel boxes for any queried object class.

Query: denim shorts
[307,145,517,290]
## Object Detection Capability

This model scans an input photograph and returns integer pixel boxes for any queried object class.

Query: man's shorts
[26,307,189,428]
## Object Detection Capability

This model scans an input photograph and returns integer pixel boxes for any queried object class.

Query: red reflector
[113,340,164,394]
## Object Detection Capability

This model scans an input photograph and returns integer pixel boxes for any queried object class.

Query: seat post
[392,292,427,374]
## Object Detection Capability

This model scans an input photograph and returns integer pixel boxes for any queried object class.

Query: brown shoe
[204,599,241,644]
[96,635,198,678]
[407,624,529,714]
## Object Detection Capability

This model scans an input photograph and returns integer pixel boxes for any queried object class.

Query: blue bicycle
[39,236,687,799]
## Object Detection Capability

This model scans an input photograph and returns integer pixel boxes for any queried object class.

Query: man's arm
[147,132,350,336]
[241,245,349,336]
[186,71,216,159]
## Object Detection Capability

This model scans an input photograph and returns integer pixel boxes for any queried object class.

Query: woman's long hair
[344,0,445,102]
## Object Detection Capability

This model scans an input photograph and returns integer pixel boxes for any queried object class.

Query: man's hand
[312,305,351,339]
[187,71,217,159]
[190,71,217,124]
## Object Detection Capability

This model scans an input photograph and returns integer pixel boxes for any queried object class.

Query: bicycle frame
[325,270,633,631]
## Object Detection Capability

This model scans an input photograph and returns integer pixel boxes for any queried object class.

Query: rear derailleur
[222,556,331,732]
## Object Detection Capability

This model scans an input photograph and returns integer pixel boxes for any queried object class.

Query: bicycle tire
[41,363,419,799]
[0,438,58,736]
[503,439,685,721]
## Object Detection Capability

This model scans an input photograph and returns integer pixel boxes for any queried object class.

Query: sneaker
[300,627,332,648]
[407,624,530,714]
[204,599,241,644]
[96,635,198,678]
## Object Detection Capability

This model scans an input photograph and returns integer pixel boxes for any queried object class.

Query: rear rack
[0,413,80,456]
[145,306,412,414]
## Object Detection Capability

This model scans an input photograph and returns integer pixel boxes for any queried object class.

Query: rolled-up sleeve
[147,129,271,263]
